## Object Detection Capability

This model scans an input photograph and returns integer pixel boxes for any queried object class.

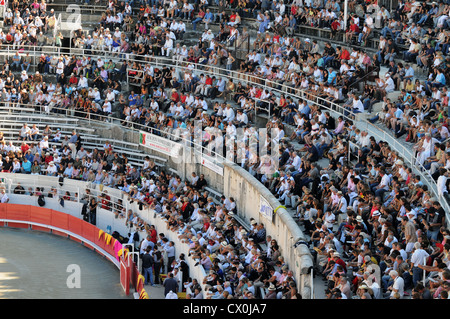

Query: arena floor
[0,227,133,299]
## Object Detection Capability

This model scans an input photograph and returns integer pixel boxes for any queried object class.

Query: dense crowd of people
[1,125,299,300]
[0,0,450,300]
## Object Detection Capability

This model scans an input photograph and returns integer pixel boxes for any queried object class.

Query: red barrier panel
[105,239,117,257]
[67,215,84,243]
[6,204,30,229]
[50,209,69,237]
[0,203,6,219]
[30,207,52,226]
[0,204,140,297]
[6,204,31,222]
[51,209,69,230]
[29,207,52,232]
[96,233,117,258]
[67,215,83,235]
[120,258,130,296]
[81,222,97,245]
[0,204,5,226]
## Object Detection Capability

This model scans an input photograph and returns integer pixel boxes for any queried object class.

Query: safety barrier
[0,203,149,299]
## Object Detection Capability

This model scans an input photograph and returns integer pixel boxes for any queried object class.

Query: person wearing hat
[357,283,374,299]
[332,251,346,271]
[46,161,57,176]
[264,283,278,299]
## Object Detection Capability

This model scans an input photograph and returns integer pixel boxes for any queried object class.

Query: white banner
[259,195,273,221]
[139,130,182,158]
[201,155,224,176]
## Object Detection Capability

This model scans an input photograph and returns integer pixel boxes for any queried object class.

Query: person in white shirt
[19,123,31,140]
[102,101,112,115]
[234,109,248,127]
[384,73,395,93]
[77,74,88,90]
[410,242,430,287]
[105,88,115,103]
[436,168,448,198]
[352,96,365,113]
[373,168,390,198]
[46,161,58,176]
[415,133,436,166]
[0,191,9,203]
[336,191,347,215]
[387,270,404,299]
[291,151,301,172]
[161,35,174,57]
[223,104,235,122]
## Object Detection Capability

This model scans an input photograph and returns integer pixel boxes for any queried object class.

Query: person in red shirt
[204,75,213,96]
[21,141,30,154]
[180,92,187,104]
[205,75,213,86]
[330,19,341,40]
[68,73,78,85]
[101,191,111,210]
[272,34,280,44]
[229,12,236,24]
[332,252,347,272]
[290,4,297,15]
[148,224,157,244]
[345,19,359,43]
[170,88,179,103]
[44,152,53,165]
[339,47,350,61]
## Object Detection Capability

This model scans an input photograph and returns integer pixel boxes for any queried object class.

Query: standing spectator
[163,272,179,296]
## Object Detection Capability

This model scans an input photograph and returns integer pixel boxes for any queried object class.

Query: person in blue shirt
[128,91,137,107]
[63,162,74,177]
[24,150,34,162]
[327,68,337,86]
[135,94,143,108]
[21,157,32,174]
[317,55,325,68]
[425,68,446,94]
[287,15,296,35]
[202,9,214,30]
[258,12,270,33]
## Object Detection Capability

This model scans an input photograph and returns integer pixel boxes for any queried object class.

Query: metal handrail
[2,173,122,203]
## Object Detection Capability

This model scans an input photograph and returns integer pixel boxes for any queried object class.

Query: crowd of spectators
[1,122,301,299]
[1,0,450,300]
